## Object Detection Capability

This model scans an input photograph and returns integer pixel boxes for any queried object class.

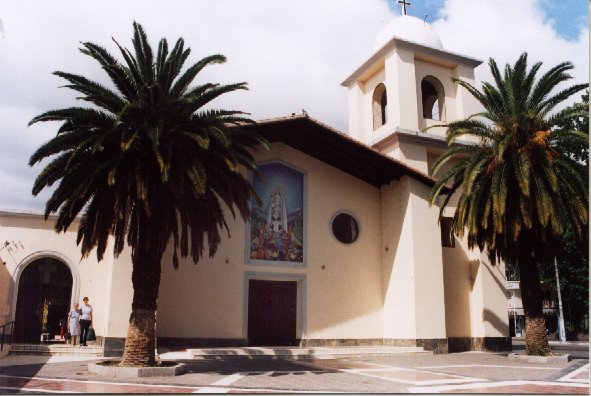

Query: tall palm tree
[430,53,588,356]
[29,22,267,366]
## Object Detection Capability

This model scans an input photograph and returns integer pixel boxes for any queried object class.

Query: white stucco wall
[380,178,417,338]
[156,142,385,341]
[0,142,508,346]
[380,176,447,340]
[426,154,509,339]
[102,248,133,338]
[0,212,110,337]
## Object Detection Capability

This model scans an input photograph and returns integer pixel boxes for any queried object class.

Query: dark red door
[248,280,297,346]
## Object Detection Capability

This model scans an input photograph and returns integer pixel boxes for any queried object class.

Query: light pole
[554,258,566,342]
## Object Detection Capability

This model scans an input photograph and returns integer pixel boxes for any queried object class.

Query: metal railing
[1,320,14,352]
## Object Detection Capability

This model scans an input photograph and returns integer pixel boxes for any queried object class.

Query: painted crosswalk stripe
[194,387,229,393]
[211,373,246,386]
[557,363,590,383]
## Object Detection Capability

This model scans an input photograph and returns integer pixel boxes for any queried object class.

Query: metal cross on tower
[398,0,411,15]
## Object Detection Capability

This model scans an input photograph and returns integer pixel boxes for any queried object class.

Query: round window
[331,213,359,244]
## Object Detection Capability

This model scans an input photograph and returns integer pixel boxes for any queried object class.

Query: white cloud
[432,0,589,92]
[0,0,587,211]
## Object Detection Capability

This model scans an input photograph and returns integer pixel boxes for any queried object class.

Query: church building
[0,14,510,356]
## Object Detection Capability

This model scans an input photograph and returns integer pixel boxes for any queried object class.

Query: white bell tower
[341,15,482,173]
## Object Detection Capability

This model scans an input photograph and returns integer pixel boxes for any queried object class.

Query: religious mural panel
[249,162,304,264]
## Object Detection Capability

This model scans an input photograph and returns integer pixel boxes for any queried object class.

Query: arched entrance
[14,257,73,343]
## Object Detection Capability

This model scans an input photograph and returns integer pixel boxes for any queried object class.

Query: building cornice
[341,36,483,87]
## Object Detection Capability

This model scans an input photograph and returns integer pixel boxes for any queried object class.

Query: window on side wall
[332,212,359,244]
[440,216,455,248]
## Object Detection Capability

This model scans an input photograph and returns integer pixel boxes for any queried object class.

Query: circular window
[331,213,359,244]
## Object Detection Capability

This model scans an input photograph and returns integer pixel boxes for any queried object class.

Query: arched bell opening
[372,83,388,130]
[421,76,445,121]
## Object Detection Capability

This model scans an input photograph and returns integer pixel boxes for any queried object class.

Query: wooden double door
[14,258,72,343]
[247,280,297,346]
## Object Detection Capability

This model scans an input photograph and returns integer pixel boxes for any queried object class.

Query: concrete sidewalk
[0,349,588,393]
[512,337,590,346]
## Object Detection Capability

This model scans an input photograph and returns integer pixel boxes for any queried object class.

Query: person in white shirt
[79,296,93,346]
[67,303,81,347]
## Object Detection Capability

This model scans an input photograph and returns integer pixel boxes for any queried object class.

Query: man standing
[79,296,93,346]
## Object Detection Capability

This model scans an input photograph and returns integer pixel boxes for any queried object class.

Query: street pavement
[0,344,589,393]
[513,339,589,359]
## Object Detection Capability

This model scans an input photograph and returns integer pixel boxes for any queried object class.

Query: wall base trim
[300,338,448,353]
[157,337,248,348]
[448,337,512,352]
[102,336,511,357]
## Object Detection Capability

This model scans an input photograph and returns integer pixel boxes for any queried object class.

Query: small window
[421,76,444,121]
[332,213,359,244]
[372,83,387,130]
[440,217,455,248]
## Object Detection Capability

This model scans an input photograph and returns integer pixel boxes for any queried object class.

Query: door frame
[10,251,80,323]
[243,272,307,342]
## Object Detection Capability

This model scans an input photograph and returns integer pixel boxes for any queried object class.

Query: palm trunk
[120,249,162,367]
[519,256,551,356]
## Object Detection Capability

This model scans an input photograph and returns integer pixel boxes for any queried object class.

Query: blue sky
[388,0,588,41]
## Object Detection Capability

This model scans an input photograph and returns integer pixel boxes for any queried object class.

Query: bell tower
[341,15,482,173]
[341,13,510,352]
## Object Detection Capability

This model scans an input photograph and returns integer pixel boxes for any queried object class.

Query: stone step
[10,343,104,357]
[164,346,432,360]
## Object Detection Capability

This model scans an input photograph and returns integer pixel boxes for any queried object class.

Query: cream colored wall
[453,65,480,121]
[102,247,133,338]
[0,248,12,325]
[0,212,110,337]
[347,81,366,142]
[380,178,416,338]
[387,48,419,133]
[478,253,509,337]
[156,142,385,341]
[300,143,383,340]
[441,243,474,337]
[426,154,509,338]
[380,176,447,340]
[156,218,247,338]
[451,64,481,144]
[408,178,447,339]
[394,140,429,174]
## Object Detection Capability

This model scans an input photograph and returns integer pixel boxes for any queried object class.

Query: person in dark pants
[79,296,93,346]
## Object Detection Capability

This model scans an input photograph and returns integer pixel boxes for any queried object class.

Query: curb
[508,353,572,364]
[88,361,186,377]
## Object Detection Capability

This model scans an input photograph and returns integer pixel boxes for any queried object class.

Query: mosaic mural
[250,162,304,263]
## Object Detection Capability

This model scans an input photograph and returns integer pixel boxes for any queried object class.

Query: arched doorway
[14,257,73,343]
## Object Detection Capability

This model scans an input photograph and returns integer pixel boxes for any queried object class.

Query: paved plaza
[0,345,589,394]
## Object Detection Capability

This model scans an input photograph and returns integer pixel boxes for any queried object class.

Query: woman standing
[67,303,81,347]
[79,296,93,346]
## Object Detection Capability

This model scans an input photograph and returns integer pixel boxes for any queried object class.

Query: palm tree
[430,53,588,356]
[28,22,267,366]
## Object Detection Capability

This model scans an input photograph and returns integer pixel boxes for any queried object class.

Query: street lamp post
[554,258,566,342]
